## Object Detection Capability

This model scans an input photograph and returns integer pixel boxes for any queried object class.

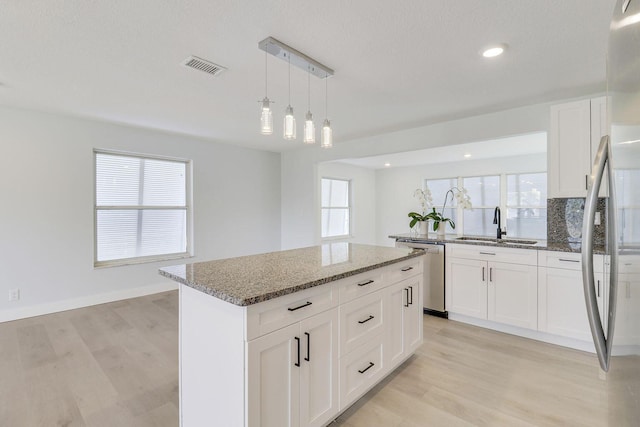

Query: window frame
[93,149,193,268]
[320,177,353,240]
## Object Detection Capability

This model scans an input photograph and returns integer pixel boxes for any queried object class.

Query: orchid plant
[408,188,433,228]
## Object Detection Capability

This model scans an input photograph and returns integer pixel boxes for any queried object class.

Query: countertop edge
[159,249,424,307]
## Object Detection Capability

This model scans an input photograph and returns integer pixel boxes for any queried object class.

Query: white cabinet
[446,245,538,329]
[385,276,423,368]
[487,262,538,329]
[537,252,605,341]
[548,96,608,198]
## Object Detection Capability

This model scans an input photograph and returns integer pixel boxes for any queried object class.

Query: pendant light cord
[325,75,328,117]
[264,47,268,98]
[308,67,311,111]
[288,53,291,105]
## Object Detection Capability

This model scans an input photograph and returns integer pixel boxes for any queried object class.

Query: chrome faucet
[493,207,507,239]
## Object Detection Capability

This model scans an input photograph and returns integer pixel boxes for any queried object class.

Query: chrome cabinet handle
[357,280,374,287]
[482,267,485,282]
[401,266,413,272]
[408,286,413,305]
[288,301,312,311]
[489,267,493,282]
[480,252,496,255]
[294,337,301,367]
[404,288,409,307]
[559,258,580,263]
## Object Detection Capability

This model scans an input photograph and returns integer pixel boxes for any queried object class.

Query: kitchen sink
[455,237,538,245]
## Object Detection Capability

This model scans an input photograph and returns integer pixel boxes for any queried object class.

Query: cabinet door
[548,99,592,198]
[385,281,407,368]
[299,309,339,427]
[247,323,300,427]
[538,267,596,341]
[447,258,487,319]
[487,262,537,329]
[403,276,423,355]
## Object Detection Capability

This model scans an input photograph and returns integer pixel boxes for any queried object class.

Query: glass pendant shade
[303,111,315,144]
[321,118,332,148]
[260,97,273,135]
[284,105,296,140]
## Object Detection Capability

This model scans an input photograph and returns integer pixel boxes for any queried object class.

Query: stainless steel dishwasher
[395,239,446,318]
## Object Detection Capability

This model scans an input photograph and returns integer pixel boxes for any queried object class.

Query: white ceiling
[336,132,548,169]
[0,1,616,152]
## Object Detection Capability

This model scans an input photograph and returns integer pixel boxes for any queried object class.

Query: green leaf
[409,218,418,228]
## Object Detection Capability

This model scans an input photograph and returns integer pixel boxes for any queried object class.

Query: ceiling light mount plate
[259,37,334,79]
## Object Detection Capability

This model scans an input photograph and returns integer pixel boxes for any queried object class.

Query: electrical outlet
[594,212,601,226]
[9,289,20,302]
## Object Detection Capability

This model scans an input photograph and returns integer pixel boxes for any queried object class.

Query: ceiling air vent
[181,56,227,77]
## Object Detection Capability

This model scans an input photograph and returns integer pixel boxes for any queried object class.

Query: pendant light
[303,66,316,144]
[321,75,333,148]
[283,53,296,140]
[260,47,273,135]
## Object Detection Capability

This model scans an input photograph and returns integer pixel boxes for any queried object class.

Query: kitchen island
[160,243,424,427]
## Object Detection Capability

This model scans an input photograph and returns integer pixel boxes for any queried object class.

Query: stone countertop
[389,233,607,255]
[159,243,424,306]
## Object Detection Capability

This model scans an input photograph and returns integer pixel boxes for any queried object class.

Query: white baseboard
[448,313,597,353]
[0,282,178,323]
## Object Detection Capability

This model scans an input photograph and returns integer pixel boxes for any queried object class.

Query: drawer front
[339,336,384,410]
[384,257,423,284]
[539,251,605,272]
[339,290,385,356]
[447,244,537,265]
[246,283,337,340]
[338,270,385,304]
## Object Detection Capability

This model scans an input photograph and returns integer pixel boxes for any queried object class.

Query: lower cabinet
[447,255,537,329]
[247,309,339,427]
[385,276,423,369]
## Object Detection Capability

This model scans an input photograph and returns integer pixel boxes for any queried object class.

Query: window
[425,178,457,228]
[463,175,500,236]
[94,150,190,266]
[321,178,351,238]
[506,172,547,239]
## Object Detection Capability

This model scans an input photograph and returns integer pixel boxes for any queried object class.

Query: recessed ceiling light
[384,162,391,167]
[464,154,472,158]
[482,44,507,58]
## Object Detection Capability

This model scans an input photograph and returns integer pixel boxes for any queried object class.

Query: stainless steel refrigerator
[582,0,640,423]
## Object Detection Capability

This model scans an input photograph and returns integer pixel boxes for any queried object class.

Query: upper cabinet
[548,96,608,198]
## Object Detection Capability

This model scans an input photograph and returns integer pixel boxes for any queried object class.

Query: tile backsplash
[547,198,606,246]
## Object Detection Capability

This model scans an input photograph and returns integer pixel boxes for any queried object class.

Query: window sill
[94,252,193,269]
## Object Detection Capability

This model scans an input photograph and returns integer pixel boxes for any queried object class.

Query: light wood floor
[1,291,637,426]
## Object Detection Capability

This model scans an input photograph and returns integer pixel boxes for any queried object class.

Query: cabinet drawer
[538,251,604,272]
[384,257,423,284]
[339,336,384,409]
[338,270,385,304]
[246,283,337,340]
[446,244,537,265]
[340,290,385,356]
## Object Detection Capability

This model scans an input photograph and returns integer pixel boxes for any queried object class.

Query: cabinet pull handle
[401,266,413,272]
[480,252,496,256]
[404,288,410,307]
[597,280,600,298]
[288,301,312,311]
[357,280,375,287]
[482,267,485,282]
[586,174,589,190]
[489,267,493,282]
[358,362,375,374]
[294,337,300,367]
[559,258,580,263]
[304,332,310,362]
[358,315,375,324]
[408,286,413,305]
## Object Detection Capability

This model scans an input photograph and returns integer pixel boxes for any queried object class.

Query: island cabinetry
[446,245,538,329]
[248,308,339,427]
[385,275,423,369]
[538,251,605,341]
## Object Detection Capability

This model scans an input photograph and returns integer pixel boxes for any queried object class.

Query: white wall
[0,106,281,320]
[281,101,553,249]
[374,154,547,246]
[318,162,376,245]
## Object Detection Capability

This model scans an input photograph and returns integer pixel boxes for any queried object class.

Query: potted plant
[408,188,432,234]
[425,187,473,237]
[425,208,455,236]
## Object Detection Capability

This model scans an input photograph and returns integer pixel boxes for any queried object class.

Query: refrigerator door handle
[582,135,619,372]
